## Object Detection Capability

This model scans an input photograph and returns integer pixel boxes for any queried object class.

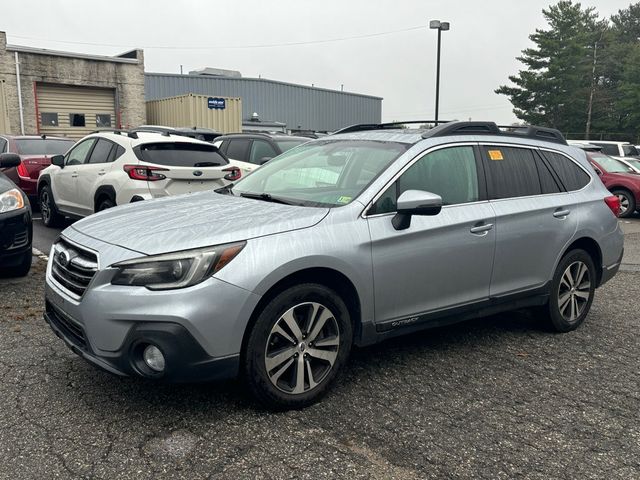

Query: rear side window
[134,142,228,167]
[535,153,562,194]
[483,146,541,199]
[14,139,75,155]
[87,139,113,164]
[593,143,619,156]
[225,139,250,162]
[541,151,590,191]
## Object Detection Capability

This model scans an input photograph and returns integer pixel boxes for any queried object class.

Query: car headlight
[0,189,25,214]
[111,242,245,290]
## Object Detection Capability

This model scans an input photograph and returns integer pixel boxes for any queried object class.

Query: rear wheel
[39,185,64,228]
[243,284,353,409]
[96,197,115,212]
[611,189,636,218]
[541,249,596,332]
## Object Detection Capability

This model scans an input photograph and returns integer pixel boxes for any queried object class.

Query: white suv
[37,131,240,227]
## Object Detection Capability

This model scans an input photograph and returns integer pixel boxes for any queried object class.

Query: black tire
[611,189,636,218]
[96,197,115,212]
[39,185,64,228]
[5,249,32,277]
[243,283,353,410]
[540,249,597,332]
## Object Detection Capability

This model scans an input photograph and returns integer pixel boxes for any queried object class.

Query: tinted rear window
[592,143,619,156]
[483,146,541,199]
[134,142,228,167]
[541,151,591,190]
[622,145,639,156]
[15,139,75,155]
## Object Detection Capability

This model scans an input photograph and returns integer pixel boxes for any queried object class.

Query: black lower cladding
[44,301,239,382]
[0,208,32,266]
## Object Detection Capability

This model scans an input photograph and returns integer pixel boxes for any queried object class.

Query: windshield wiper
[214,184,234,194]
[239,192,296,205]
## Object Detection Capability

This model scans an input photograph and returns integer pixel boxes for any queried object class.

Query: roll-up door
[36,84,116,139]
[0,79,10,134]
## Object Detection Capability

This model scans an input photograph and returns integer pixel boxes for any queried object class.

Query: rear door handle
[553,209,571,218]
[71,172,78,178]
[98,170,106,176]
[470,223,494,235]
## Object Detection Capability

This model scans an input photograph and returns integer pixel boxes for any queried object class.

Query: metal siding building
[145,73,382,132]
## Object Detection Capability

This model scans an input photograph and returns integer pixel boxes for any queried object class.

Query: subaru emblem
[193,170,203,177]
[58,251,70,267]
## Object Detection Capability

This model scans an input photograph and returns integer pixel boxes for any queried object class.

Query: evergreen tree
[496,1,603,134]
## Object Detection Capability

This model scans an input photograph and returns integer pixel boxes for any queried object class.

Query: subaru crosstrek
[44,121,624,409]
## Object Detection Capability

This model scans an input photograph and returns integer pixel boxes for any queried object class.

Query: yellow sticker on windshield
[488,150,504,160]
[337,196,352,204]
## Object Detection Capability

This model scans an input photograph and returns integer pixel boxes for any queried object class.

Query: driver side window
[65,138,96,166]
[369,146,479,215]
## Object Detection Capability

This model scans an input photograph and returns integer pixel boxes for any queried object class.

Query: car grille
[9,230,29,249]
[51,239,98,298]
[45,301,87,351]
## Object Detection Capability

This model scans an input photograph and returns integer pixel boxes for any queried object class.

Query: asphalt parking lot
[1,219,639,479]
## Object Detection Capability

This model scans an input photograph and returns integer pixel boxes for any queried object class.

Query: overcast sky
[1,0,636,125]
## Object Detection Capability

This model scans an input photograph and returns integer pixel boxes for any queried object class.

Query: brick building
[0,31,145,139]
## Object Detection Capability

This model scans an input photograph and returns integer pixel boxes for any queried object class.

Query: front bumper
[44,230,261,382]
[44,301,239,381]
[0,207,32,267]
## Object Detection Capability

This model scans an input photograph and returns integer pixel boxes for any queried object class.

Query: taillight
[16,162,29,178]
[604,195,621,217]
[223,166,241,181]
[123,165,168,181]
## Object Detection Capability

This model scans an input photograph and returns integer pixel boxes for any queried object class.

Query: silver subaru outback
[44,121,624,409]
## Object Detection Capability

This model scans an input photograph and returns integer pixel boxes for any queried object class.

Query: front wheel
[243,284,353,409]
[541,249,596,332]
[39,186,64,228]
[611,189,636,218]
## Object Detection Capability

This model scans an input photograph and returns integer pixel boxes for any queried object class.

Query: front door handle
[553,209,571,218]
[71,172,78,178]
[470,223,494,235]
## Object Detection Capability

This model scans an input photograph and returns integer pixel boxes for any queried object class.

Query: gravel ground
[0,233,639,479]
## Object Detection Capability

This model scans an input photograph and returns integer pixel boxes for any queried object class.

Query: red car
[587,151,640,218]
[0,135,75,203]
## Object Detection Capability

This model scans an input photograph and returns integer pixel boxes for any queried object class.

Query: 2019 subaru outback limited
[43,121,624,409]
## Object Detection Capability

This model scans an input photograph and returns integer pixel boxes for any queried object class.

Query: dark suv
[213,133,309,174]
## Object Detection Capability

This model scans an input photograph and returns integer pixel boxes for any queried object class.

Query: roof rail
[422,121,567,145]
[92,128,138,139]
[334,120,449,135]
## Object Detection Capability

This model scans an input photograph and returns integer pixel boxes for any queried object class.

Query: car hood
[70,191,330,255]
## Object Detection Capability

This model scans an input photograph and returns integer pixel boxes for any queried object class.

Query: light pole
[430,20,450,125]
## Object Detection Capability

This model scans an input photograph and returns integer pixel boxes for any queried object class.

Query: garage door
[0,79,9,134]
[36,84,116,139]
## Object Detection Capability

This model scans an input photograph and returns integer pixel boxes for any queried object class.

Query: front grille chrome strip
[50,239,98,299]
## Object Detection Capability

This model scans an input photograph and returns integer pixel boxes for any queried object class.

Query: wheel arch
[37,174,51,195]
[240,267,363,360]
[560,237,603,286]
[94,185,117,211]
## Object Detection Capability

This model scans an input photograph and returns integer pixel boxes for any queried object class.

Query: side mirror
[51,155,65,168]
[258,156,273,165]
[594,167,602,176]
[392,190,443,231]
[0,153,20,169]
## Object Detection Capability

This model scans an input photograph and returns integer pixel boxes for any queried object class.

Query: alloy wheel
[616,193,630,215]
[558,261,591,323]
[40,191,51,223]
[264,302,340,395]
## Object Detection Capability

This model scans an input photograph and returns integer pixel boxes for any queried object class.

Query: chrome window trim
[360,141,479,219]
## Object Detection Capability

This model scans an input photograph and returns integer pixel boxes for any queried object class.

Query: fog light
[143,345,165,372]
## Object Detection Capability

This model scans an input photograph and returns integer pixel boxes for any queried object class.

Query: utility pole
[585,42,598,140]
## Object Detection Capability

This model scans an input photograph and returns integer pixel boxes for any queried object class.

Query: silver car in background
[44,121,624,409]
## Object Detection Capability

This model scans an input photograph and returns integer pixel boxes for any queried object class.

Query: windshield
[233,139,408,207]
[134,142,228,167]
[623,145,639,156]
[275,138,308,153]
[591,154,633,173]
[15,139,75,155]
